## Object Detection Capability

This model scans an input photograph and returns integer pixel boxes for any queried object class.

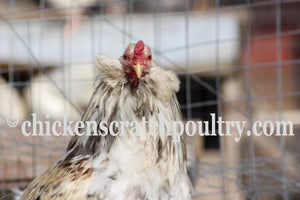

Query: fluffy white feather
[19,42,192,200]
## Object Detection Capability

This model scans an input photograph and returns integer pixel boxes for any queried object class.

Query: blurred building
[0,0,299,199]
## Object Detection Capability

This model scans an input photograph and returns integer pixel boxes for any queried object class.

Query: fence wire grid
[0,0,299,200]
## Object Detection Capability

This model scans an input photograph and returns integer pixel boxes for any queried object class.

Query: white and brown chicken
[16,40,192,200]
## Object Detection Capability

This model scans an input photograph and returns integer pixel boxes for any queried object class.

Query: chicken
[23,63,94,121]
[16,40,192,200]
[0,76,26,126]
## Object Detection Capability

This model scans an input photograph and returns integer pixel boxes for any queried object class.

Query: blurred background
[0,0,299,199]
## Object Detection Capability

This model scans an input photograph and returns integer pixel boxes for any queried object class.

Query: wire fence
[0,0,299,199]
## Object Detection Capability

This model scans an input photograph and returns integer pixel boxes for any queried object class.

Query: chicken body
[17,42,192,200]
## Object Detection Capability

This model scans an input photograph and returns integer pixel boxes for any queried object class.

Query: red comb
[134,40,144,55]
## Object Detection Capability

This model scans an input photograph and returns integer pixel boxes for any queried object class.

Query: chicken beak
[133,63,144,79]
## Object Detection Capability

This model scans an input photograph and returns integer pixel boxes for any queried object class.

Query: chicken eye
[123,55,127,60]
[148,55,152,60]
